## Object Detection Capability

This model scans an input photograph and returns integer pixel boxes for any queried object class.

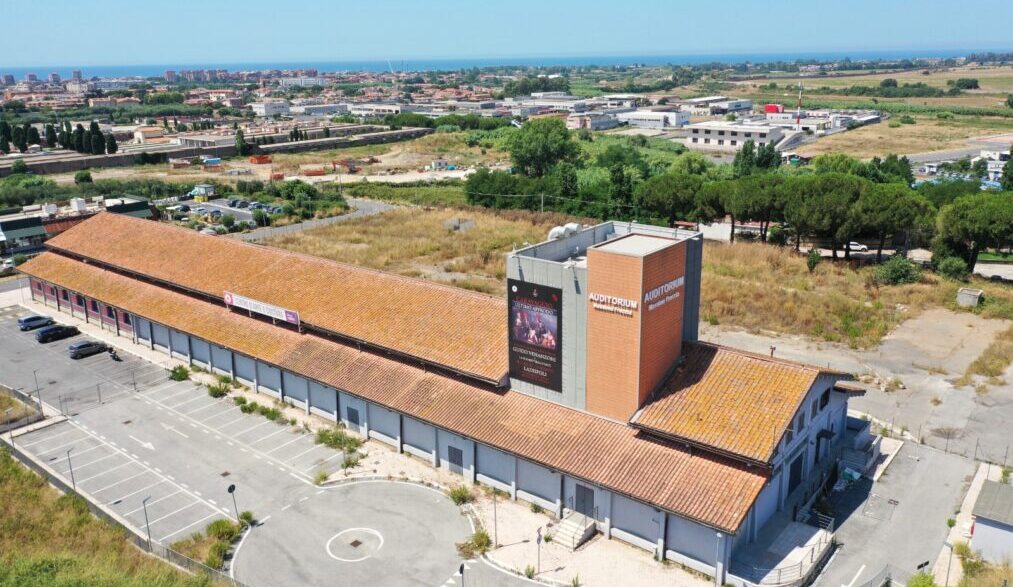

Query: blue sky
[3,0,1011,67]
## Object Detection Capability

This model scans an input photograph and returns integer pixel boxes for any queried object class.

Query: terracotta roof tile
[633,343,840,464]
[44,213,507,381]
[20,252,765,533]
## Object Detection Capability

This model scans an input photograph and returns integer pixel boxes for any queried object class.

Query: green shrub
[239,402,256,414]
[806,248,821,273]
[205,519,239,542]
[232,396,247,406]
[190,364,206,374]
[11,254,28,266]
[341,452,362,470]
[906,571,936,587]
[936,256,968,280]
[216,374,235,387]
[1001,467,1011,484]
[206,382,229,398]
[570,576,581,587]
[168,365,189,381]
[257,406,281,421]
[947,518,956,528]
[876,256,922,285]
[316,427,363,451]
[456,530,492,558]
[530,503,544,514]
[238,511,255,528]
[314,470,329,485]
[525,565,535,579]
[767,225,787,246]
[899,115,917,124]
[204,542,227,569]
[448,485,474,505]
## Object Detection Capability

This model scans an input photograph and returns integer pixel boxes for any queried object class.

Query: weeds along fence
[4,441,249,587]
[0,385,44,434]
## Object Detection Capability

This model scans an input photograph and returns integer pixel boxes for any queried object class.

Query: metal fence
[733,532,837,586]
[0,385,44,433]
[4,438,249,587]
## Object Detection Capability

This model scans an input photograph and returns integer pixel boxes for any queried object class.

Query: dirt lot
[47,131,508,186]
[266,207,569,296]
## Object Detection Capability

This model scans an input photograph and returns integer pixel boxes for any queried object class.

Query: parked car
[194,207,208,214]
[227,199,240,208]
[235,201,250,209]
[847,242,869,252]
[35,324,79,343]
[18,314,54,331]
[177,204,191,213]
[209,209,223,218]
[249,202,264,210]
[68,340,109,359]
[268,205,283,214]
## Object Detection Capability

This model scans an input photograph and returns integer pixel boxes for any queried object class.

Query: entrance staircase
[553,512,597,551]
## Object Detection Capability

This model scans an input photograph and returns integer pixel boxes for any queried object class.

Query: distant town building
[278,77,327,89]
[25,73,38,82]
[616,109,690,129]
[71,70,82,81]
[565,112,620,131]
[1,74,14,86]
[48,73,61,83]
[164,70,177,82]
[250,100,291,117]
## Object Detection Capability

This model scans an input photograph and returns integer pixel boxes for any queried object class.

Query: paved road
[234,197,397,242]
[0,306,529,586]
[815,443,973,587]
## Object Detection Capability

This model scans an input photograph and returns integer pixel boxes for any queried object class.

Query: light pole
[228,483,239,522]
[492,489,498,547]
[32,369,41,407]
[66,448,76,491]
[536,527,542,575]
[142,496,153,550]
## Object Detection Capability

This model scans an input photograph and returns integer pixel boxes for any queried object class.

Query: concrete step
[551,512,596,550]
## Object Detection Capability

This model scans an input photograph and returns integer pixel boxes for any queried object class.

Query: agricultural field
[266,207,569,295]
[0,450,207,587]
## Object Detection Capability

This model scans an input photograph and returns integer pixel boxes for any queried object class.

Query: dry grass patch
[958,325,1013,388]
[267,207,569,296]
[0,392,34,424]
[796,115,1013,158]
[0,449,206,587]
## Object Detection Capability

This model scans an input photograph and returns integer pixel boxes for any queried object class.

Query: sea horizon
[3,48,1007,79]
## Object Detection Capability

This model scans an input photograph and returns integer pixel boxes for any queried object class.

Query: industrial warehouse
[18,212,866,586]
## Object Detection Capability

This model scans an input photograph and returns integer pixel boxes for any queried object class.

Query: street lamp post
[4,408,13,445]
[142,496,153,550]
[944,541,954,587]
[32,369,41,407]
[66,448,76,491]
[492,488,498,547]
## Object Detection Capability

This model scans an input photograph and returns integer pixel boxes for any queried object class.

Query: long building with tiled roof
[20,212,862,586]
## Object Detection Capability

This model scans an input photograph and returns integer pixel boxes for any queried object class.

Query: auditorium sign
[224,291,300,326]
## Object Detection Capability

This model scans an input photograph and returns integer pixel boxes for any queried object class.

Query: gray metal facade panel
[256,362,281,392]
[666,513,717,565]
[210,345,232,375]
[136,317,151,341]
[681,235,703,342]
[402,416,435,454]
[308,381,337,416]
[282,371,309,403]
[234,354,256,385]
[612,492,660,543]
[339,392,367,436]
[368,403,400,441]
[191,339,211,365]
[151,323,170,348]
[516,458,558,503]
[476,443,515,486]
[169,330,189,357]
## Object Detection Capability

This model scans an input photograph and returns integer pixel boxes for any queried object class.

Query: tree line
[465,118,1012,272]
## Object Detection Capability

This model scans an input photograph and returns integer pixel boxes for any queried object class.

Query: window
[785,428,794,446]
[811,399,819,419]
[704,138,710,144]
[61,290,69,301]
[704,130,711,135]
[34,281,42,291]
[745,132,752,138]
[718,130,725,136]
[105,306,115,318]
[692,129,699,134]
[730,140,737,146]
[820,389,830,409]
[731,131,738,137]
[718,140,724,145]
[692,137,698,143]
[796,412,806,433]
[90,300,98,312]
[122,314,131,325]
[75,295,84,306]
[760,133,767,138]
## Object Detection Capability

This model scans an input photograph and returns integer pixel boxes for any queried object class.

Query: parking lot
[0,306,524,586]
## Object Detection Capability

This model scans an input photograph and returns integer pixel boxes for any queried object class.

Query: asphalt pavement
[0,306,529,587]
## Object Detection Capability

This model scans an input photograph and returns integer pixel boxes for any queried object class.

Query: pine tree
[82,130,92,153]
[0,137,9,154]
[91,131,105,154]
[44,124,57,147]
[27,126,41,145]
[105,133,118,154]
[11,126,27,152]
[73,124,86,152]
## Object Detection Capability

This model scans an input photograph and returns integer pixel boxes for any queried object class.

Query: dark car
[35,324,79,343]
[177,204,191,213]
[235,201,250,209]
[227,199,240,208]
[68,340,109,359]
[18,314,54,331]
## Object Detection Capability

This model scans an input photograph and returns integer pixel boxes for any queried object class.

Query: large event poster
[508,279,563,392]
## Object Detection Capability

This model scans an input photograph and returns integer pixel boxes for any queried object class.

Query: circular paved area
[233,480,471,586]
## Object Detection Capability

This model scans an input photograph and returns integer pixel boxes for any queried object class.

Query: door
[447,446,464,475]
[575,484,595,518]
[347,407,360,430]
[787,454,804,496]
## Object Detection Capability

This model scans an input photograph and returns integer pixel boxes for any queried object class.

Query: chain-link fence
[0,385,44,433]
[4,439,249,587]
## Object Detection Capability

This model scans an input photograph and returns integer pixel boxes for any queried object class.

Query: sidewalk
[931,462,1004,585]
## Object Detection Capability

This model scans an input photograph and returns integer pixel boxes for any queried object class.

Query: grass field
[0,449,208,587]
[795,114,1013,158]
[266,207,1013,347]
[267,207,570,295]
[0,392,34,425]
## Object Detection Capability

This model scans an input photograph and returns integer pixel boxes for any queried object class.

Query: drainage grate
[349,540,362,548]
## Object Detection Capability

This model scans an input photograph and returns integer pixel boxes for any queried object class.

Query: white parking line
[218,413,250,429]
[287,443,326,463]
[250,426,290,445]
[265,433,307,455]
[49,443,103,463]
[57,452,118,474]
[77,460,134,485]
[158,512,219,543]
[108,479,166,504]
[124,489,182,516]
[185,402,222,416]
[158,387,197,404]
[146,501,199,526]
[170,395,207,410]
[234,419,275,437]
[39,436,98,455]
[18,428,83,448]
[91,469,149,494]
[201,405,240,422]
[303,452,343,472]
